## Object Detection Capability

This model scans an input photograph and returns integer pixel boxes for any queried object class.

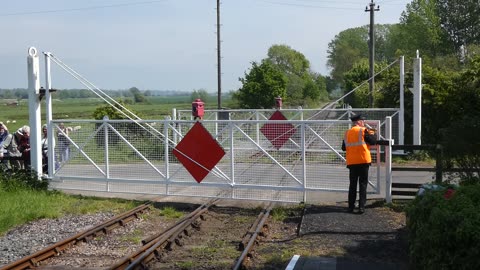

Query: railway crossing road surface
[57,170,435,205]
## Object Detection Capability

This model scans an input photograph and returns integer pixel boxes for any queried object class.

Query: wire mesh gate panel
[176,108,399,144]
[48,118,381,203]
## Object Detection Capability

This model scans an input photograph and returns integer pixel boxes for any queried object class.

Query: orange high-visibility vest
[344,126,371,165]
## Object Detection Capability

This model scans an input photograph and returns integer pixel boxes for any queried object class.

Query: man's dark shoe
[358,208,365,214]
[347,208,354,213]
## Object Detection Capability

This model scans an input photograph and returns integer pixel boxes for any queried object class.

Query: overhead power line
[0,1,166,17]
[258,0,359,10]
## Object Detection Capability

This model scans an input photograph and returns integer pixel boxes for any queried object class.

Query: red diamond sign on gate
[173,122,225,183]
[260,111,296,149]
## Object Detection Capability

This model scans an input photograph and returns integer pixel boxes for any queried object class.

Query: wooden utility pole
[365,1,379,108]
[216,0,222,109]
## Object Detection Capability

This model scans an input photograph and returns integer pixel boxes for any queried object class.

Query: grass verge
[0,170,141,235]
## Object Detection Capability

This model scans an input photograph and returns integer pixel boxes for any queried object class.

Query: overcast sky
[0,0,410,93]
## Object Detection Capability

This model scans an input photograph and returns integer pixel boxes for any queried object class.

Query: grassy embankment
[0,172,140,235]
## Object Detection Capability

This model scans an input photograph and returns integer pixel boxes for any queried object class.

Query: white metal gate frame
[48,118,383,203]
[22,49,419,203]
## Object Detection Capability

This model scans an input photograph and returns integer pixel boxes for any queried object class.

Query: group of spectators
[0,122,71,173]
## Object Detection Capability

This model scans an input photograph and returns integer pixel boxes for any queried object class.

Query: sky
[0,0,411,93]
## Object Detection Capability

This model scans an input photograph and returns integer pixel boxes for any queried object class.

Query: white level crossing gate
[26,47,398,203]
[48,117,383,203]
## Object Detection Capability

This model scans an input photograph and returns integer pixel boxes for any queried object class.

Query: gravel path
[0,213,113,266]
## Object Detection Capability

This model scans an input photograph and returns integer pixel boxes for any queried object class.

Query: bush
[406,183,480,269]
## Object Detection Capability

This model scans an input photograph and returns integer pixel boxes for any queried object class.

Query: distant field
[1,95,229,132]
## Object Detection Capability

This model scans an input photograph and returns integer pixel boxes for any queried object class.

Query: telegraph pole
[365,1,379,108]
[216,0,222,109]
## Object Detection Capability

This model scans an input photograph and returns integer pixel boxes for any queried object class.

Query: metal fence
[48,118,382,203]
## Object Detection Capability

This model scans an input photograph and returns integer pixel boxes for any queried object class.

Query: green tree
[327,26,369,84]
[266,44,310,77]
[129,87,146,103]
[265,44,326,106]
[440,55,480,180]
[437,0,480,51]
[388,0,453,58]
[92,100,142,120]
[234,61,287,109]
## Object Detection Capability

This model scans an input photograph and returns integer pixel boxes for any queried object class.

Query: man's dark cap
[350,114,366,121]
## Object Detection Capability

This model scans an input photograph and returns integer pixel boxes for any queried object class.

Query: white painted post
[255,111,260,144]
[164,116,170,195]
[385,116,392,203]
[230,121,235,193]
[172,108,177,144]
[301,123,306,203]
[399,56,405,146]
[27,47,42,176]
[44,52,55,176]
[413,51,422,145]
[103,116,110,191]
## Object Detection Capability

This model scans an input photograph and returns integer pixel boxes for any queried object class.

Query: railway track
[2,199,280,270]
[1,203,151,270]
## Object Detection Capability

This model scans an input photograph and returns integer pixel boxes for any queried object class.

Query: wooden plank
[392,167,435,172]
[392,144,436,151]
[392,183,422,189]
[392,190,418,196]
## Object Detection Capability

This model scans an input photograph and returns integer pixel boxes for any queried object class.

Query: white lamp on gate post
[27,47,42,176]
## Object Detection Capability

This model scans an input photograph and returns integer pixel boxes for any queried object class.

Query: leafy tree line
[232,44,330,109]
[326,0,480,144]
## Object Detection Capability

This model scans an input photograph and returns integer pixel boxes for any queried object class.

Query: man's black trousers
[348,164,370,210]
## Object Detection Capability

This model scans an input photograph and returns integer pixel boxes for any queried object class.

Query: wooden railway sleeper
[175,237,183,246]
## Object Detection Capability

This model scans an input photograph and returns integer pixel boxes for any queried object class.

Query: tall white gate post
[399,56,405,146]
[44,52,55,176]
[413,51,422,145]
[385,116,393,203]
[27,47,42,176]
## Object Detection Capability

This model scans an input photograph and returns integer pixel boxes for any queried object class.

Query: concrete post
[27,47,42,176]
[399,56,405,146]
[413,51,422,145]
[44,52,55,176]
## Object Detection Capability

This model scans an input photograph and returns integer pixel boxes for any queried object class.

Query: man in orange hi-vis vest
[342,114,377,214]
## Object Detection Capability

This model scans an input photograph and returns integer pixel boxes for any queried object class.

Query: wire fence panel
[177,108,399,143]
[48,117,384,203]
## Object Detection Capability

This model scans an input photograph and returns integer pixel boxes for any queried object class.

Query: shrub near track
[0,170,140,235]
[406,182,480,269]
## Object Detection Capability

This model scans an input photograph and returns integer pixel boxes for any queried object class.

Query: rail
[233,202,274,270]
[0,203,151,270]
[111,198,218,270]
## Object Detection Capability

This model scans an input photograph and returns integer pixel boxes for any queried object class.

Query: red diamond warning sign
[173,122,225,183]
[260,111,296,149]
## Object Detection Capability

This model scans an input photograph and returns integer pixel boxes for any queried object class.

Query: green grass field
[1,94,231,132]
